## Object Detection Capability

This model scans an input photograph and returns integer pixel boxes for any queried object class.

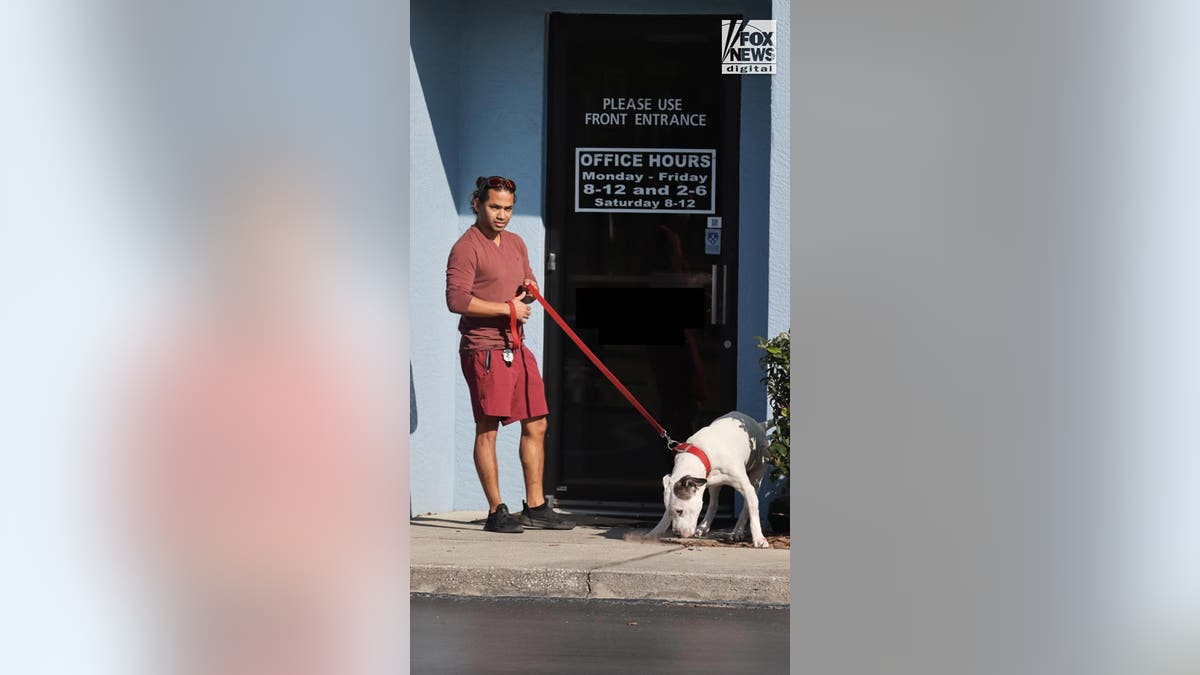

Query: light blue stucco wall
[769,0,790,341]
[411,0,783,514]
[409,55,461,515]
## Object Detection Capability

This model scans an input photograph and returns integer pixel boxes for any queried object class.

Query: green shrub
[756,331,790,480]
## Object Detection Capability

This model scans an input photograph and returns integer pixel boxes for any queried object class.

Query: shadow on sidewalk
[409,513,787,548]
[411,516,486,528]
[600,522,791,549]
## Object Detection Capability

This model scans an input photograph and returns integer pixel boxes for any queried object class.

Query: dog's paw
[752,538,771,549]
[695,524,711,537]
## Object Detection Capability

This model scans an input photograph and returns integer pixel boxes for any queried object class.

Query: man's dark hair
[470,175,517,212]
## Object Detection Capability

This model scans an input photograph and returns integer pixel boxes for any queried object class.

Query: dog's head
[662,474,707,538]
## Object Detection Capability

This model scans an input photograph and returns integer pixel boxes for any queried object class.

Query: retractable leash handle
[506,285,538,350]
[520,283,680,453]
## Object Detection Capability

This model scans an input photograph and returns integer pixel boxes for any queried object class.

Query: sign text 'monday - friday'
[579,170,707,183]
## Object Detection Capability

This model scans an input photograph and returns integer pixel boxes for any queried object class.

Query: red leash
[522,284,676,449]
[506,299,522,350]
[523,284,713,476]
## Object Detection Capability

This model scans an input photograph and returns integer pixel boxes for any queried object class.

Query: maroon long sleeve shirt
[445,225,536,352]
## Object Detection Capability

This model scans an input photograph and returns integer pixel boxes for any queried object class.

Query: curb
[410,563,790,606]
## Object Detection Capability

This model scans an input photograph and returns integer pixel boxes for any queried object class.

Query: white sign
[575,147,717,213]
[721,19,777,75]
[704,228,722,255]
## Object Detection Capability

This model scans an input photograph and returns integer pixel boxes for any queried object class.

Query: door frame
[541,12,742,508]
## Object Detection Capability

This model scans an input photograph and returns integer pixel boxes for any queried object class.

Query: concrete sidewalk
[410,511,790,606]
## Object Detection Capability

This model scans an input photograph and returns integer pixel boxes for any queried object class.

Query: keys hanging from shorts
[502,348,514,366]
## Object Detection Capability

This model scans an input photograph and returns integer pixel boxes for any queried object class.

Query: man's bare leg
[518,415,548,508]
[473,418,502,513]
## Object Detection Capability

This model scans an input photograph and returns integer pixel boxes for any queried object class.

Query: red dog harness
[673,442,711,477]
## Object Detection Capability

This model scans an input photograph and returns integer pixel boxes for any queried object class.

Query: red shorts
[459,346,549,426]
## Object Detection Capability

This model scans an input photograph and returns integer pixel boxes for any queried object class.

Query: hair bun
[474,176,487,188]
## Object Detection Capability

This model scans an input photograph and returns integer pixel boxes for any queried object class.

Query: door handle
[712,264,729,325]
[711,264,719,325]
[721,264,729,325]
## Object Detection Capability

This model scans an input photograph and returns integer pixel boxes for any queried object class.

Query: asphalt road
[411,594,789,674]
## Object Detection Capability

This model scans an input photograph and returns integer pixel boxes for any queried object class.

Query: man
[445,175,574,533]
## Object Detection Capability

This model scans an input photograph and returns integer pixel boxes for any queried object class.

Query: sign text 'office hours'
[575,148,716,214]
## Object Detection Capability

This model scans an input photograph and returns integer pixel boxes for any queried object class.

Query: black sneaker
[520,500,576,530]
[484,504,524,533]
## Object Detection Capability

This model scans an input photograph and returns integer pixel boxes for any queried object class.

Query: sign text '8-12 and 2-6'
[575,148,716,214]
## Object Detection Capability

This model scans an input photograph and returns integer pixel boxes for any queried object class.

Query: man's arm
[460,295,524,319]
[457,294,531,323]
[446,245,532,320]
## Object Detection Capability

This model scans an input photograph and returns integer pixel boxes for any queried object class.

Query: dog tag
[502,348,514,365]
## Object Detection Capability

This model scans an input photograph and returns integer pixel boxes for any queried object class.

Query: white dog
[645,411,772,548]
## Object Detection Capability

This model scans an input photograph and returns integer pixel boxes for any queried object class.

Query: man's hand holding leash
[512,289,533,323]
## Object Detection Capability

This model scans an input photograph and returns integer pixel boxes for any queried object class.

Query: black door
[544,13,741,511]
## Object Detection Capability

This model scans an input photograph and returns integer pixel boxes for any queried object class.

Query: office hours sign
[576,146,715,213]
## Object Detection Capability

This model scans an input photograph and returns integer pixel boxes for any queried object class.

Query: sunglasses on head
[478,176,516,192]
